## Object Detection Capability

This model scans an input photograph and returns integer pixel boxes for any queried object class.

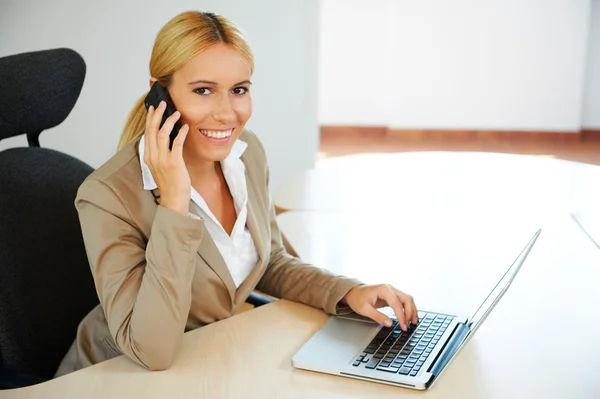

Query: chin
[199,147,232,162]
[186,133,237,162]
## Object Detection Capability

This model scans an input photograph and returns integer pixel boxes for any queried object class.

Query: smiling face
[163,43,253,163]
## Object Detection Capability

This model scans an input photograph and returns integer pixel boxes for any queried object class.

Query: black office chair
[0,48,100,389]
[0,48,272,389]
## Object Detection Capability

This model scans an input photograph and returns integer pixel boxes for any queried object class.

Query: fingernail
[160,101,166,108]
[174,111,180,117]
[385,319,392,327]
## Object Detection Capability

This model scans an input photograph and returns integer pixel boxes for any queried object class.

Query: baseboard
[321,126,598,142]
[319,125,388,138]
[581,129,600,141]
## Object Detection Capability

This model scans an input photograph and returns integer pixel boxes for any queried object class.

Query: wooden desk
[2,213,599,398]
[273,152,600,215]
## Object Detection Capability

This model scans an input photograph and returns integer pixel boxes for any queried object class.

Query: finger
[145,104,155,129]
[157,110,181,157]
[361,306,394,328]
[395,290,418,325]
[171,124,189,158]
[379,286,408,331]
[147,101,166,159]
[144,105,155,161]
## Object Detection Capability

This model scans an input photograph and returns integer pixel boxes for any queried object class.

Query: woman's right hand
[144,100,191,215]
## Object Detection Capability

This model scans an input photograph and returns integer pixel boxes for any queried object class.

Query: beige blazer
[55,130,362,377]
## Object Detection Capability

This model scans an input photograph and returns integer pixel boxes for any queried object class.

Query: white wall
[318,1,394,126]
[320,0,591,132]
[583,0,600,128]
[0,0,319,191]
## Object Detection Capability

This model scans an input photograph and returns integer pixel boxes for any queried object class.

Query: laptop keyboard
[351,312,452,377]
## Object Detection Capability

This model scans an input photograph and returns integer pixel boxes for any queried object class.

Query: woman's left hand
[341,284,418,331]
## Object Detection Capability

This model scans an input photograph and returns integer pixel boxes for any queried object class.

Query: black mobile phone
[144,82,182,149]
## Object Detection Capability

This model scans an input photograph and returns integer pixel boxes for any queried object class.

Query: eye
[193,87,211,95]
[232,87,249,95]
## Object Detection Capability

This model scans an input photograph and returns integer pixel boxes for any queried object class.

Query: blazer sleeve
[75,178,204,370]
[252,139,364,314]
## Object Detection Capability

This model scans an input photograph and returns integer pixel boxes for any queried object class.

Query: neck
[184,155,220,183]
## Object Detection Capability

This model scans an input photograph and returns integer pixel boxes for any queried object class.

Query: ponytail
[117,93,148,151]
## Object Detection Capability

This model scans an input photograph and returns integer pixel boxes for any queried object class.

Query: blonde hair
[117,11,254,151]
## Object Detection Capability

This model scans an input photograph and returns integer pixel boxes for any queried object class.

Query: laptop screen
[467,229,541,332]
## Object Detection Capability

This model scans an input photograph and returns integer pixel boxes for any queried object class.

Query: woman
[55,10,418,376]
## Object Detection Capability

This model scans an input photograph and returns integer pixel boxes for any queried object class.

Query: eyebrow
[187,79,252,86]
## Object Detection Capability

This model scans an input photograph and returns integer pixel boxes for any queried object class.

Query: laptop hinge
[426,322,471,387]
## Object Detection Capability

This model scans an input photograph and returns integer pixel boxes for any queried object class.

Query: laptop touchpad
[293,316,379,369]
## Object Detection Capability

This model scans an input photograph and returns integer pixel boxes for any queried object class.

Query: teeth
[200,129,233,139]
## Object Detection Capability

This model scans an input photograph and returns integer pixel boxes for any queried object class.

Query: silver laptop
[292,229,541,390]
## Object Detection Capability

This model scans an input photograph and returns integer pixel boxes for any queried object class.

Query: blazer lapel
[148,187,237,302]
[245,178,268,265]
[233,165,269,305]
[196,226,236,301]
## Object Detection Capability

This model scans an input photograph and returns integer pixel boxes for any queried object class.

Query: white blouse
[138,137,259,288]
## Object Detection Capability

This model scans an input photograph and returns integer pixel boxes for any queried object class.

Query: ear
[149,77,158,89]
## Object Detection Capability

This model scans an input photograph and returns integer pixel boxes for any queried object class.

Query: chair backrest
[0,48,99,380]
[0,149,99,378]
[0,48,87,147]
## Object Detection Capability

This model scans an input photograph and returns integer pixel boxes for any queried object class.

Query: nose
[212,93,236,125]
